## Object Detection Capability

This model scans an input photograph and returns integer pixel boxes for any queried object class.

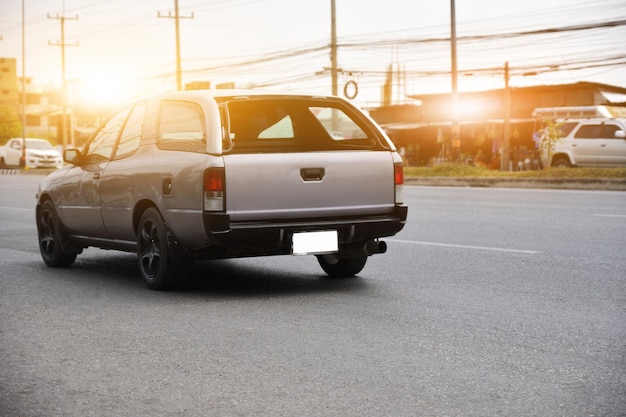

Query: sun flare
[72,74,136,110]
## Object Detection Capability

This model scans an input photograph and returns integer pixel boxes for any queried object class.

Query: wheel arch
[36,197,83,257]
[132,199,159,236]
[551,152,575,167]
[35,192,54,220]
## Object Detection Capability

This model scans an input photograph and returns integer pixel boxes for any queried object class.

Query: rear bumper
[199,205,408,257]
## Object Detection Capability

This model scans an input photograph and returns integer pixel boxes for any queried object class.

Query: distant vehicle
[533,106,626,168]
[35,90,408,290]
[0,138,63,169]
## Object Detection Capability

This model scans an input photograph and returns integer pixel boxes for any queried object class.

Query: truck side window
[84,107,131,162]
[158,101,206,152]
[114,101,146,160]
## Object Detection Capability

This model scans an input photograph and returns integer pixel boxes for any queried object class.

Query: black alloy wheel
[137,207,176,290]
[37,200,77,267]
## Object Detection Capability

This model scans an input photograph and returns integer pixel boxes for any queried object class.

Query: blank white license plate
[292,230,338,255]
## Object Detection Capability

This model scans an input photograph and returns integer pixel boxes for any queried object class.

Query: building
[369,82,626,167]
[0,58,19,106]
[0,58,20,138]
[0,57,65,142]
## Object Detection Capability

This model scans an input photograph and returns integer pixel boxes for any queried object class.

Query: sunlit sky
[1,0,625,108]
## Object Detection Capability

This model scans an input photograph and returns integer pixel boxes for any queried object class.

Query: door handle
[93,172,101,181]
[300,168,325,181]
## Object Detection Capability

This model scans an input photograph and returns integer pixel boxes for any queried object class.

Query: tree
[537,119,564,166]
[0,106,23,145]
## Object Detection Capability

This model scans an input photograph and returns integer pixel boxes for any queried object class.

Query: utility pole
[48,13,78,151]
[330,0,338,97]
[158,0,194,91]
[502,61,511,171]
[450,0,460,160]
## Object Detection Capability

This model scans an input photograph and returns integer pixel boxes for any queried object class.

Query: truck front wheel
[317,255,368,277]
[37,200,77,267]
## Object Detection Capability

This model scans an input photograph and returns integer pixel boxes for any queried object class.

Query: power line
[165,18,624,79]
[338,18,626,48]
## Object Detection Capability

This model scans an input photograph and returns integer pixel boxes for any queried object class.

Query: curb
[0,168,55,175]
[405,176,626,191]
[0,169,20,175]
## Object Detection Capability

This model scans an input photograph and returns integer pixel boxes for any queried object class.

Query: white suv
[548,118,626,168]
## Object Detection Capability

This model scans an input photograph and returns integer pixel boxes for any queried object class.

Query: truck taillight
[394,163,404,205]
[203,168,225,211]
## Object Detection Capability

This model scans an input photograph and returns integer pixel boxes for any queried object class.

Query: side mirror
[63,148,82,164]
[615,130,626,139]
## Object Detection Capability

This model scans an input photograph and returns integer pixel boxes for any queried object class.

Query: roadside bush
[405,164,626,178]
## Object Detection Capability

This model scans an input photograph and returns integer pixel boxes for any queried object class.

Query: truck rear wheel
[317,255,367,277]
[137,207,177,290]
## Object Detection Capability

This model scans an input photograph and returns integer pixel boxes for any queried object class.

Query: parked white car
[545,118,626,168]
[0,138,63,169]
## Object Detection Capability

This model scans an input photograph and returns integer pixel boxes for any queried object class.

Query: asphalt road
[1,174,625,417]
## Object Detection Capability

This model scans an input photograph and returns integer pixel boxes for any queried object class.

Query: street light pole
[174,0,182,91]
[502,61,511,171]
[20,0,26,168]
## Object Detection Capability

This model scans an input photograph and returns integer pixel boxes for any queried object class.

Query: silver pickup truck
[36,90,408,290]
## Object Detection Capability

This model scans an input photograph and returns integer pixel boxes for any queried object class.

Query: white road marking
[0,206,35,213]
[386,238,542,254]
[593,214,626,218]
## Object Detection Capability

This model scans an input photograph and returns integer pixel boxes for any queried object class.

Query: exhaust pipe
[333,240,387,259]
[364,239,387,255]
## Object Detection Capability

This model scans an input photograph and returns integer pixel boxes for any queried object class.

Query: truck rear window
[224,98,383,153]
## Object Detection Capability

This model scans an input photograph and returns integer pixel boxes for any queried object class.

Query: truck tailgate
[223,151,395,222]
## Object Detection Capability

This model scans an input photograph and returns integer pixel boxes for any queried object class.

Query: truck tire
[552,156,571,168]
[317,255,368,277]
[37,200,77,267]
[137,207,177,290]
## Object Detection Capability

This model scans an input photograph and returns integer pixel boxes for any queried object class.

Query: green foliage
[405,165,626,179]
[405,164,493,177]
[537,119,565,163]
[0,106,23,144]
